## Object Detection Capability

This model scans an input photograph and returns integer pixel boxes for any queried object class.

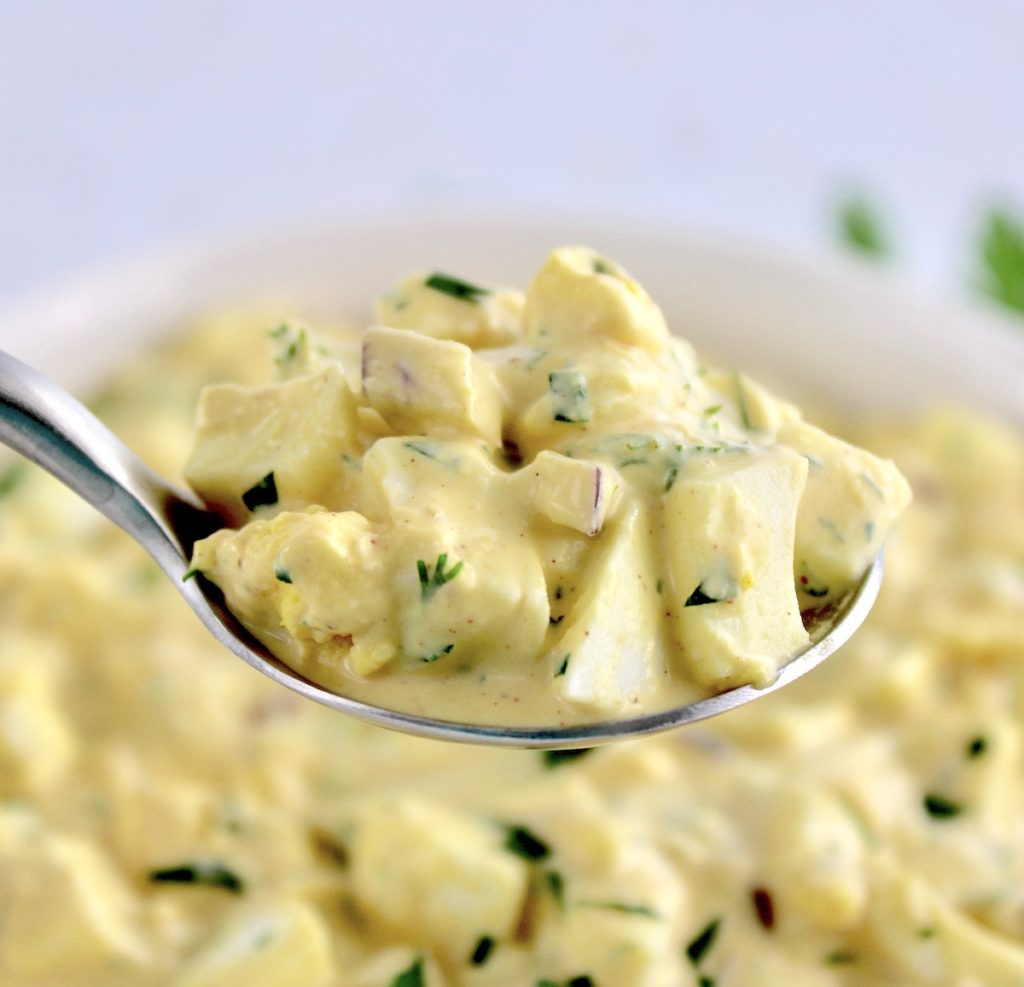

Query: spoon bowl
[1,348,882,748]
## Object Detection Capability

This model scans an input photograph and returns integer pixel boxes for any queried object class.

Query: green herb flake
[967,735,988,759]
[555,653,571,676]
[469,935,495,967]
[664,463,680,492]
[923,793,962,819]
[535,980,560,987]
[684,585,720,607]
[390,957,425,987]
[567,977,594,987]
[504,824,551,861]
[404,440,438,460]
[698,978,716,987]
[549,370,591,424]
[421,643,455,663]
[148,862,244,894]
[0,461,28,499]
[733,372,754,430]
[592,257,613,275]
[181,568,200,583]
[825,950,857,966]
[577,900,660,919]
[685,917,721,966]
[546,869,565,906]
[425,272,490,303]
[979,208,1024,314]
[542,748,593,769]
[273,562,293,584]
[242,472,278,511]
[417,553,464,601]
[703,404,722,417]
[837,194,889,258]
[918,926,937,939]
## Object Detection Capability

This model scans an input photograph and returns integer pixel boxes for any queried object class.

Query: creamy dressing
[186,248,910,725]
[0,306,1022,985]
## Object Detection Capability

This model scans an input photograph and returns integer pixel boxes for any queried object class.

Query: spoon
[0,349,882,748]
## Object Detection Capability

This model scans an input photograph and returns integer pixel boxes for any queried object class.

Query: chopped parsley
[837,194,890,258]
[390,957,425,987]
[417,553,464,601]
[979,208,1024,314]
[469,935,495,966]
[425,272,490,303]
[148,862,244,894]
[504,824,551,861]
[592,256,613,275]
[0,461,28,499]
[664,463,680,492]
[242,472,278,511]
[421,643,454,663]
[923,793,962,819]
[541,748,593,769]
[273,562,292,584]
[555,653,571,676]
[685,917,721,966]
[549,370,591,424]
[966,735,988,759]
[751,887,775,930]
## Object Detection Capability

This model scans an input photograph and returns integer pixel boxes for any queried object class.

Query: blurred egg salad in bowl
[0,219,1022,986]
[184,246,908,728]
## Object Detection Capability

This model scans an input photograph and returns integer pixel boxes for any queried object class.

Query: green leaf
[837,194,889,257]
[417,554,464,601]
[979,209,1024,314]
[242,472,278,511]
[425,272,490,303]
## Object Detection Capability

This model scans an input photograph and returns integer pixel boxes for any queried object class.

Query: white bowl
[1,217,1022,424]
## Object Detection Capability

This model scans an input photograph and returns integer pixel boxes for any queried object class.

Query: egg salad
[184,248,910,725]
[0,296,1022,985]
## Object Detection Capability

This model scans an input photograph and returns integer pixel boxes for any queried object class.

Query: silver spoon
[0,349,882,748]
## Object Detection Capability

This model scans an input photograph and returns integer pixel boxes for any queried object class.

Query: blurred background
[2,0,1023,313]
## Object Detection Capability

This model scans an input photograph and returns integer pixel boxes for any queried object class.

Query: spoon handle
[0,349,210,574]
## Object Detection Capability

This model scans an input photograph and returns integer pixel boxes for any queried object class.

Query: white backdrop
[2,0,1023,305]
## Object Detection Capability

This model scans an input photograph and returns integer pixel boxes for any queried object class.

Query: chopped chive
[686,917,721,966]
[733,372,753,430]
[704,404,722,417]
[273,562,292,584]
[555,653,571,676]
[504,824,550,861]
[542,748,593,769]
[567,977,594,987]
[592,257,613,275]
[148,863,244,894]
[966,735,988,758]
[421,643,454,663]
[390,957,425,987]
[469,935,495,966]
[417,554,464,601]
[576,900,660,919]
[545,869,565,906]
[923,793,962,819]
[404,440,438,460]
[181,568,200,583]
[425,272,490,303]
[242,472,278,511]
[684,585,719,607]
[825,950,857,966]
[549,370,591,424]
[664,463,680,492]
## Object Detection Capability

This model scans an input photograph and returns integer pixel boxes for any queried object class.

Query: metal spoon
[0,349,882,748]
